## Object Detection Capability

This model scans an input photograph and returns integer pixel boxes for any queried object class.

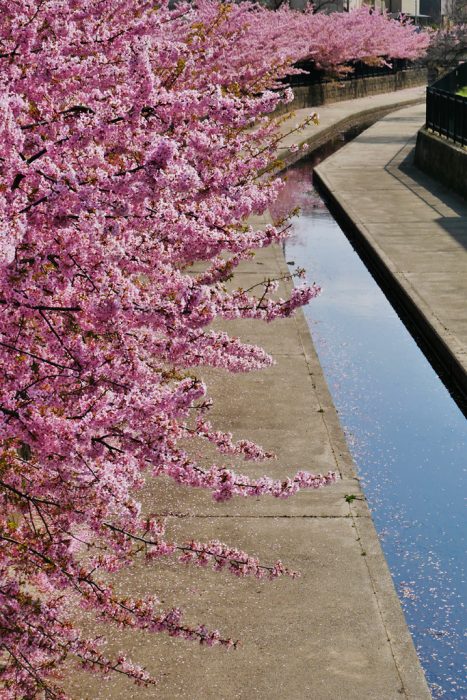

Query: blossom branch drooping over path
[0,1,428,696]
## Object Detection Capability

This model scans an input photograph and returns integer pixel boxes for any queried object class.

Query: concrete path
[314,102,467,399]
[66,89,432,699]
[276,85,426,169]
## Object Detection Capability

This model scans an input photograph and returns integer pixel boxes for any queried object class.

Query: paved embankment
[314,102,467,402]
[67,88,431,699]
[276,85,426,169]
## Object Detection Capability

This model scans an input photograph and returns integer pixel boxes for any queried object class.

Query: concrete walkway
[276,85,426,169]
[67,89,432,699]
[314,102,467,399]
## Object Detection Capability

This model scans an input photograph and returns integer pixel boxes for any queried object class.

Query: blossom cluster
[0,1,426,697]
[192,2,430,79]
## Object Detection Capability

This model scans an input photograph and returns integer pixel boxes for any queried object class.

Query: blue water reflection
[272,159,467,699]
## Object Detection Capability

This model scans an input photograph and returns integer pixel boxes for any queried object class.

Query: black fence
[426,63,467,147]
[284,58,417,87]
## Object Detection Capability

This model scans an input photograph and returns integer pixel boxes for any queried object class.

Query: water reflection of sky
[271,159,467,699]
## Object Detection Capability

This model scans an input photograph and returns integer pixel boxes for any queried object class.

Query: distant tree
[420,0,466,80]
[443,0,467,23]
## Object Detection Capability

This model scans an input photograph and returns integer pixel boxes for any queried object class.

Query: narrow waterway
[270,155,467,699]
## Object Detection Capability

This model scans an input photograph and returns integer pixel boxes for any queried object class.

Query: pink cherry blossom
[0,1,427,696]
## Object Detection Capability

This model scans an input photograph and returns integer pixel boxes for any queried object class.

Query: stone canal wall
[275,68,427,114]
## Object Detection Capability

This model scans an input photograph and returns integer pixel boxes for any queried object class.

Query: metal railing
[426,63,467,147]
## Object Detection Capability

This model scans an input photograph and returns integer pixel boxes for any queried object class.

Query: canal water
[270,154,467,699]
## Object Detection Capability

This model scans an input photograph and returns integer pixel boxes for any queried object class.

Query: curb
[313,147,467,410]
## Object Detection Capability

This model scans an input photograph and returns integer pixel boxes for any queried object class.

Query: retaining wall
[276,68,427,114]
[414,127,467,200]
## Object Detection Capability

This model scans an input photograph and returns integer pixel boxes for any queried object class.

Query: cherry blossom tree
[193,2,430,78]
[0,2,428,697]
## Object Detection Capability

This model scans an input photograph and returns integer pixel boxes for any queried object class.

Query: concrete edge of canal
[273,89,435,699]
[291,296,433,700]
[312,104,467,408]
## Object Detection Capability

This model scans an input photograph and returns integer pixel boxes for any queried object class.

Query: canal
[270,152,467,699]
